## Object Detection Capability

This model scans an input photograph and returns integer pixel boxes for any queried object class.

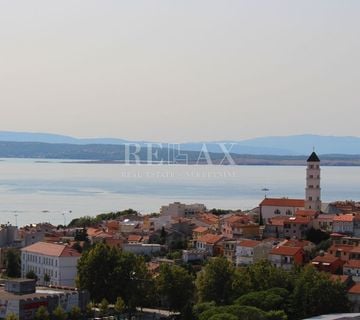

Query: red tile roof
[270,246,302,256]
[344,260,360,269]
[193,226,208,233]
[238,240,260,248]
[312,253,339,264]
[197,234,224,245]
[333,214,354,222]
[128,234,143,242]
[330,275,350,284]
[287,216,311,224]
[296,209,318,217]
[260,198,305,208]
[21,242,81,257]
[348,283,360,294]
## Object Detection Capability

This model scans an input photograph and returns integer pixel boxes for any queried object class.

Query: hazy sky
[0,1,359,142]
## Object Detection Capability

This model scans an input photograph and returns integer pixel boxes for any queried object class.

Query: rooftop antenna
[261,188,270,198]
[14,214,18,227]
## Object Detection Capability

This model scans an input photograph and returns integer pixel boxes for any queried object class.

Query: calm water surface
[0,158,359,226]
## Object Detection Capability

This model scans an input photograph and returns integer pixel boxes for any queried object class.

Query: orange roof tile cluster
[329,244,355,253]
[316,214,336,221]
[260,198,305,208]
[283,239,312,248]
[348,283,360,294]
[238,240,260,248]
[295,209,318,217]
[312,253,339,264]
[270,246,302,256]
[330,275,351,284]
[287,216,311,224]
[268,216,288,226]
[333,214,354,222]
[128,234,143,242]
[197,234,224,245]
[193,226,209,233]
[344,260,360,269]
[21,242,81,257]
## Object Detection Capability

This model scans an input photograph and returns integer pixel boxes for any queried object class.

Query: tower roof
[307,152,320,162]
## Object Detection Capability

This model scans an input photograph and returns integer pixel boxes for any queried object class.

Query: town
[1,152,360,320]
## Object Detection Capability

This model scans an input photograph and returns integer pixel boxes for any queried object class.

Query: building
[260,198,305,224]
[305,152,322,210]
[21,242,81,287]
[0,279,87,320]
[235,240,272,266]
[160,202,206,218]
[283,216,313,239]
[333,214,355,235]
[268,246,304,270]
[311,253,343,274]
[344,260,360,282]
[196,234,224,256]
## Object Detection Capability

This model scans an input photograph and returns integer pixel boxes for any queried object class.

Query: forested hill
[0,141,360,166]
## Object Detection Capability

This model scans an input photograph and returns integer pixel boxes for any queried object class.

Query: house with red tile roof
[311,253,343,274]
[348,283,360,312]
[283,216,313,240]
[192,226,210,240]
[259,198,305,224]
[268,245,304,270]
[21,242,81,287]
[313,214,335,232]
[236,239,273,266]
[196,234,225,256]
[344,260,360,282]
[328,244,355,261]
[333,214,354,235]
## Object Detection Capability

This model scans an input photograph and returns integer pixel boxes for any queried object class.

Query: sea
[0,158,359,226]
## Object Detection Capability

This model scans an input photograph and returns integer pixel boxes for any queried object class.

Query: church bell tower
[305,151,321,211]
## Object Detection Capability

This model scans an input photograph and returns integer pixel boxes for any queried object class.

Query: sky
[0,1,359,142]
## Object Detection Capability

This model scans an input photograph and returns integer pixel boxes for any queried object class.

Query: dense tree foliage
[156,264,194,312]
[5,249,21,278]
[291,265,349,319]
[196,257,235,305]
[68,209,138,227]
[35,306,50,320]
[77,242,153,309]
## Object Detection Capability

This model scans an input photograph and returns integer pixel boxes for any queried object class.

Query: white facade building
[305,152,322,210]
[21,242,81,287]
[259,198,305,223]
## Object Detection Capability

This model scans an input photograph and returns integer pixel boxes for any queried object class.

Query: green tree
[77,242,153,309]
[291,265,350,319]
[44,273,50,284]
[5,313,18,320]
[77,242,120,302]
[266,310,288,320]
[196,257,235,305]
[208,313,238,320]
[99,298,109,317]
[5,249,21,278]
[85,302,95,318]
[156,264,194,312]
[35,306,50,320]
[199,305,267,320]
[25,270,38,280]
[114,297,126,315]
[52,305,67,320]
[69,306,82,320]
[236,289,286,312]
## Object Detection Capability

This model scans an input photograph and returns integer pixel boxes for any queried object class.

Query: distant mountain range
[1,131,360,156]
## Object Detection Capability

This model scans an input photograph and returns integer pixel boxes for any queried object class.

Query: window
[309,196,313,201]
[274,209,281,215]
[286,210,292,216]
